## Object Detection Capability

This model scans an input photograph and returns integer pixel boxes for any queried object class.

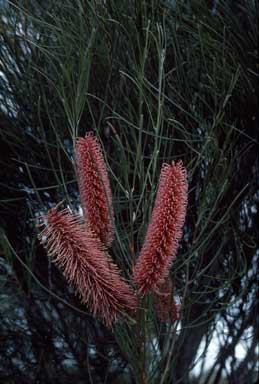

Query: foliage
[0,1,258,383]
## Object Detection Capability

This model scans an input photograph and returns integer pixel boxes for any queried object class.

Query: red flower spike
[133,161,188,294]
[39,207,136,327]
[153,279,180,322]
[76,133,114,247]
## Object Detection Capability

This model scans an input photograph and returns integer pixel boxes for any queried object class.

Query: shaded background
[0,1,258,383]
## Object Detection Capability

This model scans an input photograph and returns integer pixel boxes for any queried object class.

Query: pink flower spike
[39,207,136,327]
[76,133,114,247]
[133,160,188,294]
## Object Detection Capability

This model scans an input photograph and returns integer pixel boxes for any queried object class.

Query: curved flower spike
[76,133,114,247]
[39,207,136,327]
[133,161,188,294]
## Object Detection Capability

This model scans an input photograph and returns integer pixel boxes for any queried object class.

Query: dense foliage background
[0,1,258,383]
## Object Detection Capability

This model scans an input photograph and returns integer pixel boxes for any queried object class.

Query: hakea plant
[39,132,188,327]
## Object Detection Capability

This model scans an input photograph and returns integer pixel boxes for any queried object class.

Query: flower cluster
[39,133,135,327]
[39,133,188,326]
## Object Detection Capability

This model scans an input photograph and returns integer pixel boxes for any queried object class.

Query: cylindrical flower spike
[76,133,114,247]
[133,161,188,294]
[39,207,136,327]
